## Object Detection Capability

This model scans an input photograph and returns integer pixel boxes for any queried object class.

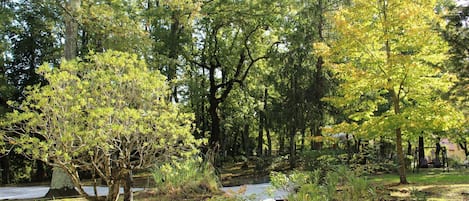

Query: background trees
[0,0,467,192]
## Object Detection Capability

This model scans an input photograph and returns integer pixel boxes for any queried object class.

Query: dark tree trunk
[434,138,442,168]
[459,141,468,157]
[279,128,285,155]
[300,128,306,151]
[1,155,10,184]
[257,109,263,156]
[264,88,271,156]
[418,136,428,168]
[379,137,386,160]
[208,98,220,150]
[289,127,296,169]
[242,124,250,156]
[33,160,46,182]
[266,128,272,156]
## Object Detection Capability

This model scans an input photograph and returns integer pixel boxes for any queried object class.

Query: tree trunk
[108,180,120,201]
[459,140,468,157]
[123,170,133,201]
[266,128,272,156]
[33,160,46,182]
[257,109,263,156]
[0,154,9,184]
[300,128,306,151]
[418,136,428,168]
[434,138,441,168]
[289,127,296,169]
[264,88,271,156]
[63,0,79,60]
[391,89,408,184]
[208,98,220,150]
[242,124,249,156]
[395,128,408,184]
[279,128,285,155]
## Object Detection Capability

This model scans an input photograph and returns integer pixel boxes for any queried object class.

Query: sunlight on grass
[369,168,469,185]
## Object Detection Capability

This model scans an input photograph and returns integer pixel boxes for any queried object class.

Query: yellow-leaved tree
[322,0,464,184]
[1,51,202,200]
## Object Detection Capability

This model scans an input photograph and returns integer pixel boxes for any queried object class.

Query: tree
[1,51,201,201]
[323,0,464,184]
[187,0,281,155]
[442,1,469,156]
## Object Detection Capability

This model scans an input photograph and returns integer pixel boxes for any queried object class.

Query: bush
[270,166,381,201]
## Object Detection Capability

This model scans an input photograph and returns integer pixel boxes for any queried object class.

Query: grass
[368,168,469,185]
[368,168,469,200]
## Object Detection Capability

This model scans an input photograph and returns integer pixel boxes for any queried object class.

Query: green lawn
[368,168,469,200]
[368,168,469,185]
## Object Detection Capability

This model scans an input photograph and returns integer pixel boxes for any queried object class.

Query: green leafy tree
[442,1,469,156]
[1,51,201,201]
[323,0,464,184]
[187,0,281,155]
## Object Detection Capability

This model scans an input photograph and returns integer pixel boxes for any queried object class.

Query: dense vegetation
[0,0,467,200]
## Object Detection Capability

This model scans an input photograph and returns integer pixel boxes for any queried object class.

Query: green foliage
[1,51,202,198]
[152,157,220,195]
[323,0,464,138]
[270,166,379,201]
[300,149,346,172]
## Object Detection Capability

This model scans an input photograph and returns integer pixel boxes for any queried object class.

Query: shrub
[270,166,381,201]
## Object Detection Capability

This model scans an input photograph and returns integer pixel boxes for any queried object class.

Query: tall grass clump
[152,156,221,197]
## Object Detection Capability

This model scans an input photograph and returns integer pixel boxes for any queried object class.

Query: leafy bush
[270,166,381,201]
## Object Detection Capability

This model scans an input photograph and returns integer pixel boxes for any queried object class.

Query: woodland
[0,0,468,201]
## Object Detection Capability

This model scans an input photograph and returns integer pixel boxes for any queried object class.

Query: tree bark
[395,127,408,184]
[434,138,442,168]
[391,88,408,184]
[264,88,271,156]
[418,136,428,168]
[279,128,285,155]
[257,109,263,156]
[289,127,296,169]
[242,124,249,156]
[123,170,133,201]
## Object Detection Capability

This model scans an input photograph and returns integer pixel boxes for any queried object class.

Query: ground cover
[369,168,469,200]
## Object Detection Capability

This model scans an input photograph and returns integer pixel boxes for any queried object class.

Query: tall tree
[442,1,469,155]
[188,0,281,154]
[324,0,464,184]
[267,0,340,167]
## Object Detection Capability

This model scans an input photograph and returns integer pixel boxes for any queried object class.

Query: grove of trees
[0,0,467,200]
